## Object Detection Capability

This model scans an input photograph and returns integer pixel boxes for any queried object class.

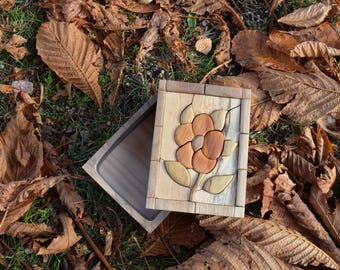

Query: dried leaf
[37,212,81,255]
[231,30,304,72]
[6,222,55,238]
[184,0,224,15]
[142,213,205,257]
[211,73,282,130]
[195,37,212,55]
[0,33,29,61]
[317,112,340,139]
[278,2,331,28]
[36,21,102,107]
[168,232,302,270]
[213,14,231,65]
[268,30,300,54]
[0,176,64,233]
[115,0,160,13]
[258,66,340,124]
[0,0,14,12]
[1,92,43,183]
[56,182,84,219]
[309,185,340,245]
[104,230,113,256]
[290,41,340,58]
[269,0,285,16]
[199,216,339,268]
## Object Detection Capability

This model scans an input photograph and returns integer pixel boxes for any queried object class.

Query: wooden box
[146,80,251,217]
[82,96,169,233]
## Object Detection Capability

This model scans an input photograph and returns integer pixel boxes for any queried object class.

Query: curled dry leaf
[142,213,205,257]
[168,232,302,270]
[213,14,231,65]
[195,37,212,55]
[37,212,81,255]
[184,0,224,15]
[211,73,282,131]
[0,32,29,61]
[258,66,340,124]
[0,176,65,233]
[6,222,55,238]
[231,30,304,72]
[290,41,340,58]
[317,112,340,139]
[56,182,84,219]
[36,21,102,107]
[199,216,339,268]
[278,2,331,28]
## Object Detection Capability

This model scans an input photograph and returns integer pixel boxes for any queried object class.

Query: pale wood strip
[236,169,247,206]
[234,206,245,218]
[240,98,251,134]
[146,197,156,209]
[158,79,166,91]
[150,125,162,161]
[154,88,166,126]
[166,80,204,94]
[146,161,160,199]
[205,84,243,99]
[238,134,249,170]
[195,203,236,216]
[154,198,195,213]
[242,88,251,99]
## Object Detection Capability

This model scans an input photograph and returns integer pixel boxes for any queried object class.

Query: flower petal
[176,142,194,169]
[202,130,224,159]
[192,114,214,136]
[174,123,194,146]
[192,150,216,174]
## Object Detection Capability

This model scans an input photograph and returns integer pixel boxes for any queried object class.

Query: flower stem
[189,174,205,202]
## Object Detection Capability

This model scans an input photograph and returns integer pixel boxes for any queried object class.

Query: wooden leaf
[180,104,194,124]
[168,232,302,270]
[211,73,282,130]
[221,140,238,156]
[56,182,84,219]
[258,67,340,124]
[278,2,331,28]
[37,212,81,255]
[165,161,191,187]
[231,30,304,72]
[203,175,233,194]
[199,216,339,268]
[36,21,102,107]
[290,41,340,58]
[142,213,206,257]
[309,185,340,245]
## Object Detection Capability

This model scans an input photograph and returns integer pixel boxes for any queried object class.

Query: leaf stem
[189,174,206,202]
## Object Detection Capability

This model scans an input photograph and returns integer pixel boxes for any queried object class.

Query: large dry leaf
[231,30,304,72]
[142,213,205,257]
[199,216,339,268]
[278,2,331,28]
[290,41,340,58]
[168,232,302,270]
[258,67,340,124]
[0,32,29,61]
[0,176,64,233]
[56,182,84,219]
[37,212,81,255]
[309,185,340,245]
[212,73,282,131]
[0,92,43,183]
[6,222,55,238]
[36,21,102,107]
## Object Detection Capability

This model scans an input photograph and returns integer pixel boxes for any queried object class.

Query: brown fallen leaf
[184,0,224,15]
[211,73,282,131]
[36,21,102,107]
[257,66,340,124]
[104,230,113,256]
[231,30,304,72]
[290,41,340,58]
[269,0,285,16]
[6,222,55,238]
[213,14,231,65]
[0,0,15,12]
[1,92,43,183]
[115,0,160,13]
[317,112,340,139]
[278,2,332,28]
[168,232,303,270]
[56,182,84,219]
[0,32,29,61]
[142,213,205,257]
[37,212,81,255]
[195,36,212,55]
[0,176,65,233]
[268,30,300,54]
[199,216,339,268]
[309,184,340,245]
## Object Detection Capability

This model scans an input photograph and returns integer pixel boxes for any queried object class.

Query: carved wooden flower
[174,113,224,174]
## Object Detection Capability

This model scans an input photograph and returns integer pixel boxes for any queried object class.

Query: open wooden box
[146,80,250,217]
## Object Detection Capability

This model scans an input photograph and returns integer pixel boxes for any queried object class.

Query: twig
[155,230,181,265]
[117,247,127,270]
[220,1,247,30]
[0,237,32,270]
[73,217,112,270]
[200,59,232,84]
[132,236,151,270]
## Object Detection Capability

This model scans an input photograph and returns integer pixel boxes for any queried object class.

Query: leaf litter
[1,0,340,269]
